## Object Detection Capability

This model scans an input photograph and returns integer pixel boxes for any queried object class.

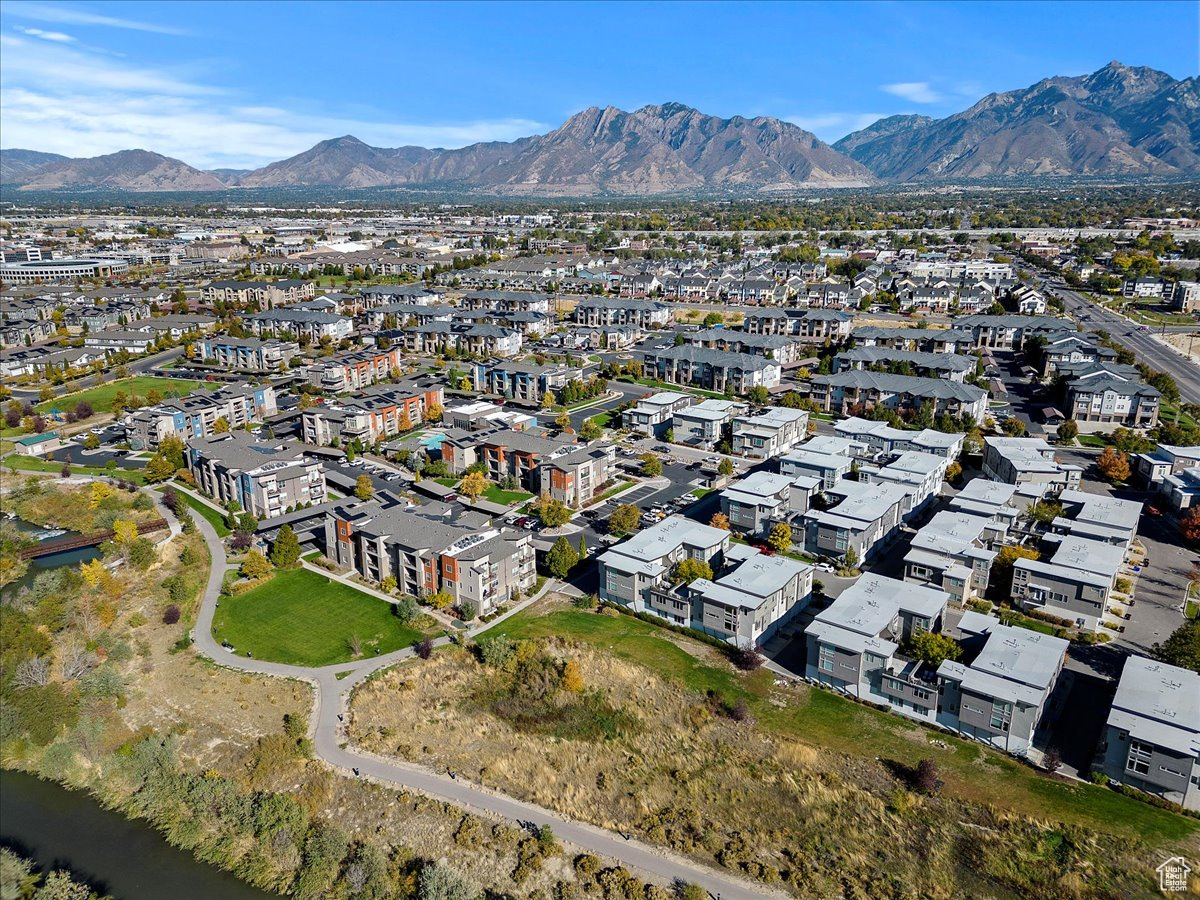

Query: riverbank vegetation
[352,596,1198,897]
[0,480,679,899]
[0,848,113,899]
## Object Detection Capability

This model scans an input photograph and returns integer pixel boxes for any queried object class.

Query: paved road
[1055,285,1200,404]
[187,513,776,898]
[9,346,187,401]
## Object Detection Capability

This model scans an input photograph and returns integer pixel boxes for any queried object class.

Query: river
[0,770,278,899]
[0,515,103,599]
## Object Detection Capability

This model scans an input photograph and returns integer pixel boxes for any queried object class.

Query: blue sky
[1,0,1196,169]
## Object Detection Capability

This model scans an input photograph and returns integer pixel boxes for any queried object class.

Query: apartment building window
[989,701,1013,732]
[1160,763,1187,778]
[911,616,930,634]
[1126,740,1153,776]
[912,687,932,702]
[818,644,835,673]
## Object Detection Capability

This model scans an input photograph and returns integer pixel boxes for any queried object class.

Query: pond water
[0,769,278,899]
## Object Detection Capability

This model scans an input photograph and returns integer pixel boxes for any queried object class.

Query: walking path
[187,513,775,898]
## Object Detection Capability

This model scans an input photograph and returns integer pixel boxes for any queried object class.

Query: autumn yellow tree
[89,482,115,509]
[424,402,443,423]
[709,512,731,530]
[213,416,231,434]
[397,410,413,432]
[561,659,585,692]
[80,558,107,587]
[113,519,138,546]
[458,470,489,500]
[1096,446,1130,483]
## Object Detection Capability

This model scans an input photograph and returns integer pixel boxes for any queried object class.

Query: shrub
[729,646,762,670]
[1088,771,1110,785]
[415,638,434,660]
[162,604,182,625]
[476,634,517,668]
[913,758,940,794]
[393,596,419,624]
[457,599,478,621]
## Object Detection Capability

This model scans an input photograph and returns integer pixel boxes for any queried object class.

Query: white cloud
[15,25,75,42]
[6,2,188,35]
[0,36,547,168]
[785,112,889,142]
[882,82,943,104]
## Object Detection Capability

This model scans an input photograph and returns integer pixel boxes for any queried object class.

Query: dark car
[652,445,671,454]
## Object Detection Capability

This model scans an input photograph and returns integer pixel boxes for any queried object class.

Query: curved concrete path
[188,512,775,899]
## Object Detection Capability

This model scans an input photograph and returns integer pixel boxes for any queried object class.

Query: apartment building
[323,498,534,615]
[938,611,1068,753]
[720,471,818,536]
[186,433,326,518]
[127,383,278,451]
[441,428,575,493]
[247,307,354,342]
[833,416,964,460]
[539,445,616,507]
[957,315,1072,350]
[809,371,988,423]
[741,309,853,341]
[642,346,782,393]
[472,359,582,405]
[460,290,552,315]
[852,326,975,355]
[805,574,951,718]
[1011,532,1121,631]
[301,380,445,446]
[671,398,746,448]
[197,336,298,372]
[832,348,976,383]
[622,391,695,438]
[1099,655,1200,811]
[311,346,404,392]
[731,407,809,459]
[685,329,806,365]
[202,279,315,308]
[573,297,672,329]
[1065,369,1161,430]
[778,436,858,489]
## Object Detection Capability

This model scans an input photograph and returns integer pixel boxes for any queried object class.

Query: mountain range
[2,62,1195,195]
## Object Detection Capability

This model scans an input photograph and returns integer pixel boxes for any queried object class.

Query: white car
[680,493,699,503]
[814,563,835,574]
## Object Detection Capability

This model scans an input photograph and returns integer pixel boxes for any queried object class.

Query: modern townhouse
[406,322,523,358]
[904,510,1001,603]
[778,436,859,488]
[809,371,988,423]
[741,308,853,341]
[187,432,326,518]
[323,498,534,615]
[957,315,1072,351]
[1099,655,1200,811]
[311,346,404,392]
[538,445,616,507]
[863,450,948,519]
[197,336,299,372]
[730,407,809,459]
[203,279,315,308]
[801,479,911,564]
[662,544,813,648]
[805,574,950,720]
[685,329,806,365]
[983,437,1082,490]
[622,391,695,438]
[1175,281,1200,314]
[618,273,662,298]
[719,471,818,536]
[1052,490,1141,548]
[833,416,964,460]
[128,383,278,451]
[946,479,1023,530]
[802,282,864,310]
[642,346,782,393]
[573,297,673,329]
[671,398,746,448]
[1065,369,1160,430]
[1011,532,1121,631]
[597,514,731,612]
[1121,277,1165,299]
[471,359,582,405]
[1133,443,1200,495]
[938,611,1068,753]
[301,379,445,446]
[246,307,354,343]
[832,348,976,383]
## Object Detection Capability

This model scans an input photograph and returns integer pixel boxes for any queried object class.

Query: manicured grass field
[172,488,231,537]
[3,454,147,483]
[36,376,208,415]
[212,568,424,667]
[494,605,1198,844]
[435,477,531,506]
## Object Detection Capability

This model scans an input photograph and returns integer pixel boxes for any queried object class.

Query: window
[913,687,932,702]
[1127,740,1152,776]
[989,701,1012,732]
[911,616,930,634]
[818,644,835,673]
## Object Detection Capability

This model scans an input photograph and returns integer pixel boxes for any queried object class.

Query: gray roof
[836,347,975,373]
[813,573,949,637]
[646,344,778,372]
[813,371,986,403]
[1108,655,1200,757]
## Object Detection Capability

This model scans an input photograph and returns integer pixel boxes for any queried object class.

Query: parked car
[680,493,699,503]
[652,445,671,454]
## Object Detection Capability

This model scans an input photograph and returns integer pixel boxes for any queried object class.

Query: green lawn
[3,454,147,483]
[433,476,530,506]
[494,606,1197,844]
[172,488,231,537]
[37,376,208,415]
[632,378,728,400]
[212,568,425,666]
[1076,433,1108,448]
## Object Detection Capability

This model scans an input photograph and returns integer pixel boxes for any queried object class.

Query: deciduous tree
[546,536,580,579]
[608,503,639,535]
[708,511,731,530]
[767,522,792,553]
[355,474,374,501]
[1096,446,1130,483]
